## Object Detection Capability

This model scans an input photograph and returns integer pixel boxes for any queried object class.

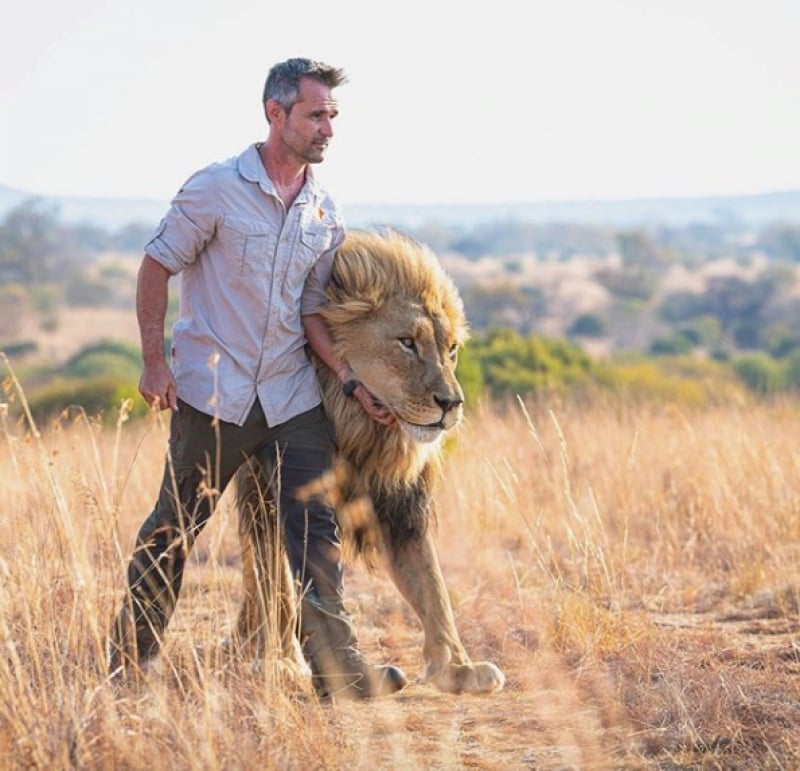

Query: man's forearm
[302,312,350,381]
[137,255,172,366]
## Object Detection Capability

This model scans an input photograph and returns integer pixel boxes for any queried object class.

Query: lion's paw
[249,656,313,692]
[428,660,505,694]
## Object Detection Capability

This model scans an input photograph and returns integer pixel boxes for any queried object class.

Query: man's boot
[300,597,407,701]
[107,591,165,682]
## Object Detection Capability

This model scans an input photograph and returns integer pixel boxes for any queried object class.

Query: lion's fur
[321,229,467,343]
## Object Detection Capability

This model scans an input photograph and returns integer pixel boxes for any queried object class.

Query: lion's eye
[448,344,459,361]
[399,337,417,352]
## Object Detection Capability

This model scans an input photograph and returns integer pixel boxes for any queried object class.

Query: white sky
[1,0,799,206]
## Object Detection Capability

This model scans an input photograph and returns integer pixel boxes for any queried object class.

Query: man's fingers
[166,383,179,412]
[143,392,173,412]
[354,386,396,425]
[139,377,178,412]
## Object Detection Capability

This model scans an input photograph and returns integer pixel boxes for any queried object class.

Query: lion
[234,228,505,697]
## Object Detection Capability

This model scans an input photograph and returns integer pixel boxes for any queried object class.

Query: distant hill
[347,192,800,230]
[1,183,798,231]
[0,184,168,231]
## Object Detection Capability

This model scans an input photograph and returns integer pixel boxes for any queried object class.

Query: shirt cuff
[144,240,183,275]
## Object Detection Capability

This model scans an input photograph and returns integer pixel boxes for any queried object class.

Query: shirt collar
[238,143,322,205]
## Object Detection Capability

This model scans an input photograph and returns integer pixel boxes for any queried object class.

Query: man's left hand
[352,383,396,426]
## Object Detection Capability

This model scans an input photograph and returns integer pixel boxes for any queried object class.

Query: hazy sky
[2,0,798,206]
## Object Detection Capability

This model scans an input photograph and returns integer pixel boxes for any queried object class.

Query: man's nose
[320,118,334,137]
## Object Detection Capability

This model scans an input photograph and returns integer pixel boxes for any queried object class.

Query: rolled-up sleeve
[145,167,219,274]
[301,225,345,315]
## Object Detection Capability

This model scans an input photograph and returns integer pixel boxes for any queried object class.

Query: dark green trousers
[111,399,341,664]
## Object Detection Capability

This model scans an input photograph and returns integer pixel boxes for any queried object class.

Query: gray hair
[262,58,347,118]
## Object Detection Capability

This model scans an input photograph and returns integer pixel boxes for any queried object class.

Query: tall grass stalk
[2,373,800,767]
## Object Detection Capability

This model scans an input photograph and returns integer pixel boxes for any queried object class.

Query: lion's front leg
[386,531,505,694]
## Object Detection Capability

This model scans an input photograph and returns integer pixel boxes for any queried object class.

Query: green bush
[24,377,147,426]
[594,359,708,405]
[468,328,592,398]
[763,323,800,359]
[732,353,783,394]
[13,339,147,425]
[455,344,484,407]
[783,350,800,390]
[681,316,723,349]
[649,333,694,356]
[0,340,38,359]
[592,355,746,406]
[63,339,141,380]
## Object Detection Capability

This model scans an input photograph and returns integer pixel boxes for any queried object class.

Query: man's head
[263,58,347,120]
[263,58,347,165]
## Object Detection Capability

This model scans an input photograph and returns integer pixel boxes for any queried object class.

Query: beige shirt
[145,144,345,426]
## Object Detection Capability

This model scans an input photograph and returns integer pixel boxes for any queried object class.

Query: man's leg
[265,406,406,699]
[109,400,269,675]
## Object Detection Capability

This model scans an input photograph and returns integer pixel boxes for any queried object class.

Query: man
[109,58,405,700]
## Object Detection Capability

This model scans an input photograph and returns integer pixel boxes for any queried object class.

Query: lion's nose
[434,395,463,414]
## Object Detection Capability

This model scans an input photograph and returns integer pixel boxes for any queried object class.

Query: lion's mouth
[398,420,446,444]
[405,419,446,430]
[370,394,459,440]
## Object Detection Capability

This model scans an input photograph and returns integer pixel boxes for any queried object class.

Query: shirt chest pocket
[284,223,334,287]
[300,223,334,255]
[218,216,275,273]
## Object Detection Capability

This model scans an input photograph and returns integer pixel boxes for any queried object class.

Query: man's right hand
[139,360,178,412]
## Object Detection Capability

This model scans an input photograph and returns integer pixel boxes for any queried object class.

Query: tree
[0,199,64,284]
[617,230,660,268]
[568,313,605,338]
[757,224,800,261]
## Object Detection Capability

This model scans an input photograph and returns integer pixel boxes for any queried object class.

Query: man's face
[277,77,339,165]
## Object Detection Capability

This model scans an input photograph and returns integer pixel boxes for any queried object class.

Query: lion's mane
[312,229,468,558]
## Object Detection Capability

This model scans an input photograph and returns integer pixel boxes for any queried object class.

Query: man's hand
[139,360,178,412]
[352,382,396,426]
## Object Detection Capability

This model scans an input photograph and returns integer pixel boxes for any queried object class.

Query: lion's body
[235,230,505,696]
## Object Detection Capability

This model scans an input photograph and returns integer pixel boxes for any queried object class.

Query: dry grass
[2,371,800,769]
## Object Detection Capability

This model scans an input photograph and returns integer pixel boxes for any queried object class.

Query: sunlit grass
[2,363,800,768]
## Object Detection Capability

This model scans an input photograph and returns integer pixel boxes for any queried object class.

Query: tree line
[3,199,800,424]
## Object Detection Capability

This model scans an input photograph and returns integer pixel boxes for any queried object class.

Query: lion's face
[344,295,464,443]
[320,229,466,442]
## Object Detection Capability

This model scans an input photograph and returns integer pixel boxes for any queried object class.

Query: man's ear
[265,99,285,124]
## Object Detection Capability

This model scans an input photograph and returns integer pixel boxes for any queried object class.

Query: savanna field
[2,362,800,770]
